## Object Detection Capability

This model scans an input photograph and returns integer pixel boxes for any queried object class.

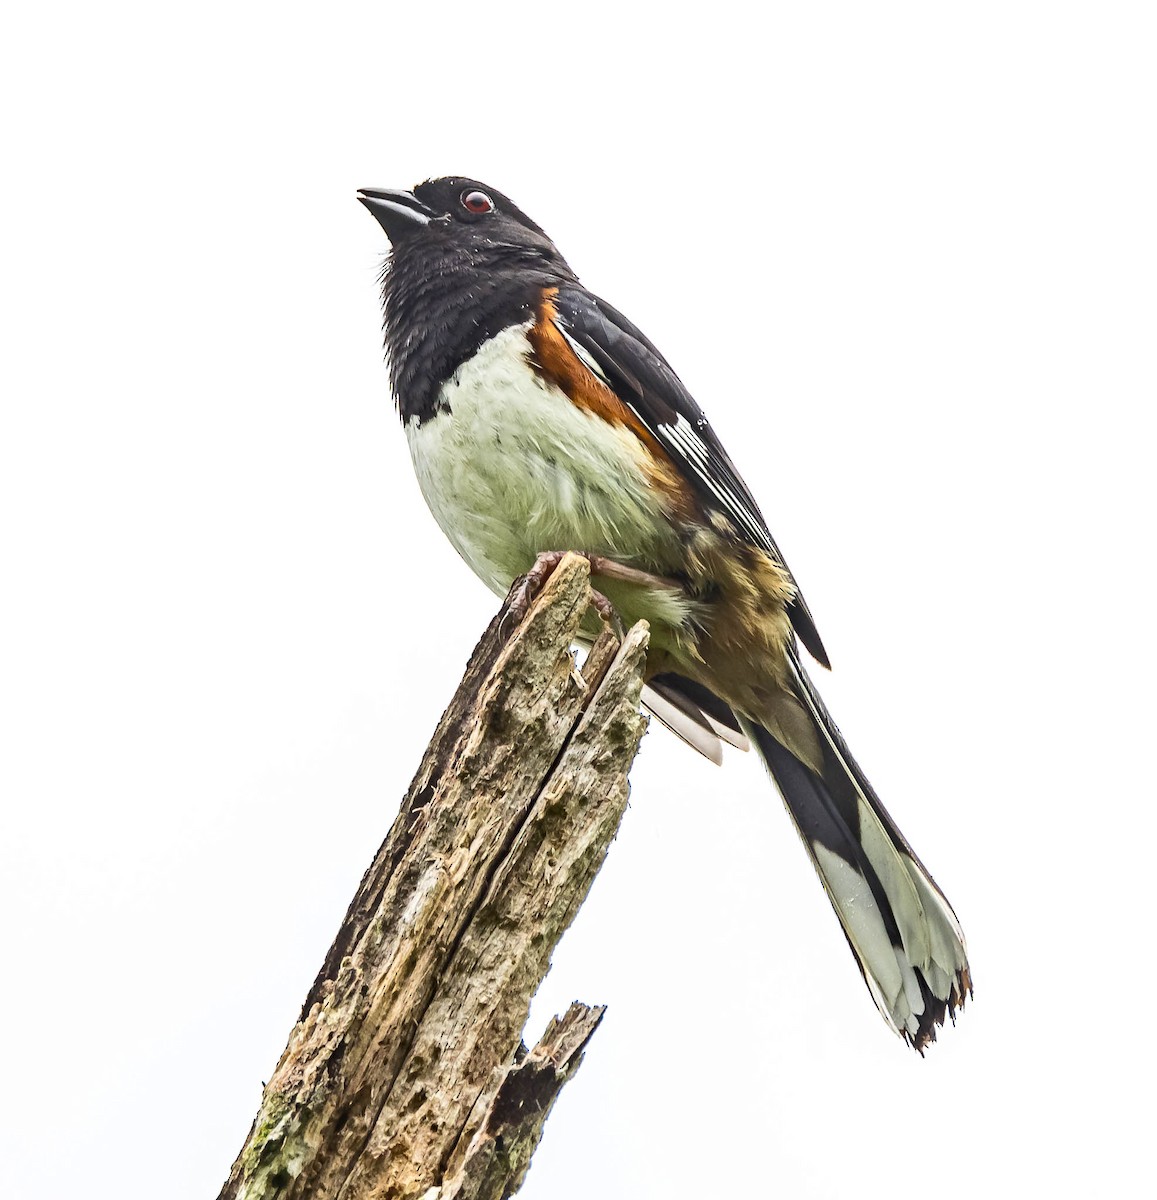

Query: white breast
[404,321,684,600]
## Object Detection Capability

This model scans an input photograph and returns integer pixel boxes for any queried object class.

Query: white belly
[404,322,686,602]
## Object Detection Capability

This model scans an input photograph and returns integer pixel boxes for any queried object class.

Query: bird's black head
[358,177,577,423]
[357,176,567,273]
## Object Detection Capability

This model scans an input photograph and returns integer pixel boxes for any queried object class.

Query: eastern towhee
[358,177,970,1050]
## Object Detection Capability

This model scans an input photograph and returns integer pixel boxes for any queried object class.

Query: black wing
[552,285,830,668]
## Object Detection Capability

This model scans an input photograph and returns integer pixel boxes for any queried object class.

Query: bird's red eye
[461,190,494,214]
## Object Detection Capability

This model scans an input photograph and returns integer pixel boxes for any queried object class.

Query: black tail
[743,653,971,1051]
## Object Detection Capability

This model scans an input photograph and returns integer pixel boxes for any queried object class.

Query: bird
[357,176,970,1051]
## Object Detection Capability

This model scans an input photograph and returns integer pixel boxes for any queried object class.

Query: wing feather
[552,287,830,668]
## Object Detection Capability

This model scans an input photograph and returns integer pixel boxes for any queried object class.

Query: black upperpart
[359,176,576,423]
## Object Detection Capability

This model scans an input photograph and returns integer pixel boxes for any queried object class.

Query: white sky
[2,3,1154,1196]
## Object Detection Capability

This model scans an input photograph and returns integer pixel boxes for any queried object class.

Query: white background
[3,3,1154,1196]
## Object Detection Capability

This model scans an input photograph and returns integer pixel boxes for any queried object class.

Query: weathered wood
[437,1002,607,1200]
[219,553,649,1200]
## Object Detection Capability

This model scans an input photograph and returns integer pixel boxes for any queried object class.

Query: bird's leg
[506,551,682,637]
[581,554,684,595]
[507,551,623,637]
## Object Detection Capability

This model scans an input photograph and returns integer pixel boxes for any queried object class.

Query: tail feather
[643,672,750,764]
[642,682,726,764]
[742,653,971,1051]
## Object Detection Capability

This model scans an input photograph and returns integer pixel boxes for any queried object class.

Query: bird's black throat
[381,238,575,425]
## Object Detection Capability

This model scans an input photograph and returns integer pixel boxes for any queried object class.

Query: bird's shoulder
[529,283,830,668]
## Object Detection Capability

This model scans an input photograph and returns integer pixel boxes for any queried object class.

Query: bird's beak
[357,188,439,243]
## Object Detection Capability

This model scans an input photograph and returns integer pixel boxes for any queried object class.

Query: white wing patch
[555,321,613,387]
[554,307,772,550]
[658,414,769,546]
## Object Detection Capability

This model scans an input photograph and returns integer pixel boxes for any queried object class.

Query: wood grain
[218,553,649,1200]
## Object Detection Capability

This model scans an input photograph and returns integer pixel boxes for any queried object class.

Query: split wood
[218,553,649,1200]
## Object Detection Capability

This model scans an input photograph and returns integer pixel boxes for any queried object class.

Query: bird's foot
[506,551,573,623]
[584,580,624,640]
[506,550,679,639]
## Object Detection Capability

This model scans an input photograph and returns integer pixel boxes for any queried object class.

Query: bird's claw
[505,551,625,639]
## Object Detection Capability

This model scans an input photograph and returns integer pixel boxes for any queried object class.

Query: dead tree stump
[218,553,649,1200]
